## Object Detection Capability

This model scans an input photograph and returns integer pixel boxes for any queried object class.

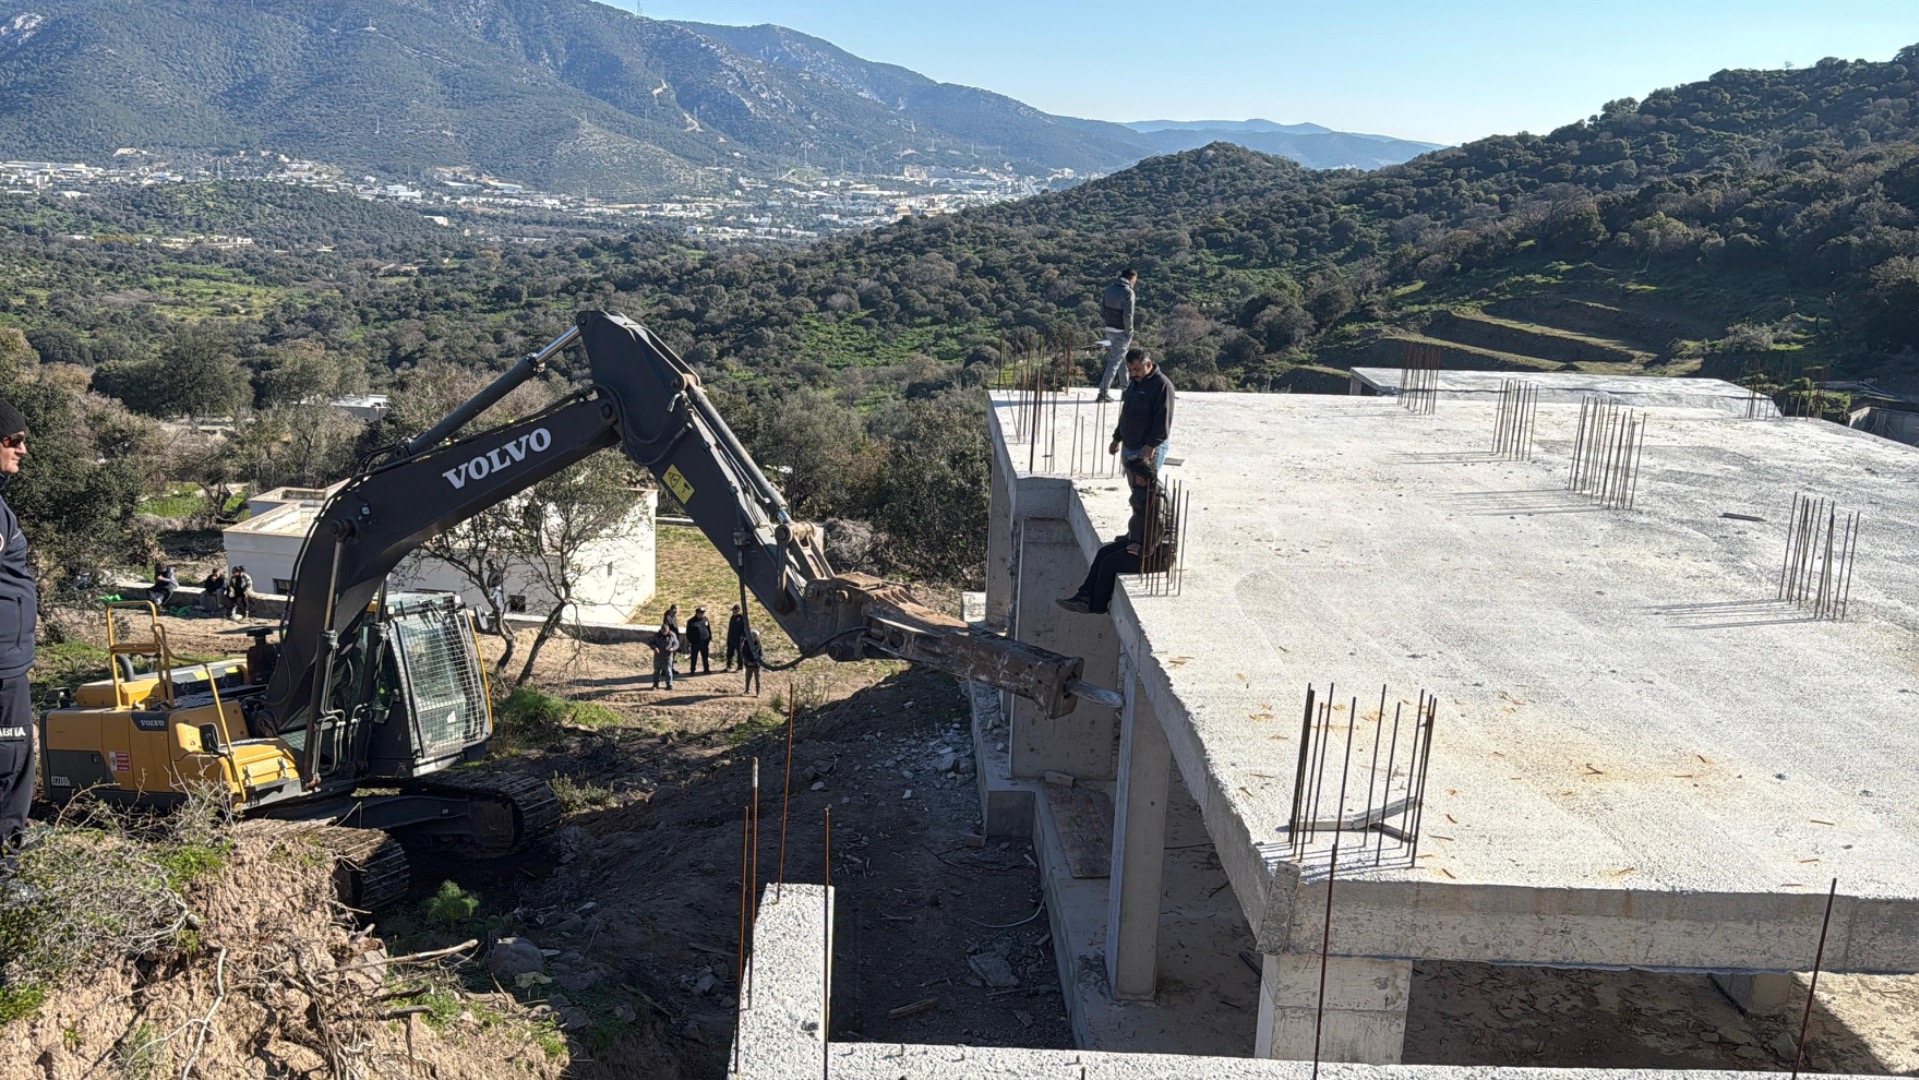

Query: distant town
[0,149,1085,244]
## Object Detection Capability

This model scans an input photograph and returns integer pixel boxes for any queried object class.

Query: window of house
[273,578,295,594]
[507,595,528,613]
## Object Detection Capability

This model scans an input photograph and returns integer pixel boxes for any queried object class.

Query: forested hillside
[2,49,1918,595]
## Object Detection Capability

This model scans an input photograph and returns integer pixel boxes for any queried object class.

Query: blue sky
[596,1,1917,145]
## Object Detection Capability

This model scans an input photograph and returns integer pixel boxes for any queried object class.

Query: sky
[597,1,1917,146]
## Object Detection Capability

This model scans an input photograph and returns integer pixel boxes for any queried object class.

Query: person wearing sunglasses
[0,400,35,862]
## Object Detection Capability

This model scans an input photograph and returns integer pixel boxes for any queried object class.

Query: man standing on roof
[0,399,35,860]
[1095,267,1138,403]
[1108,348,1174,472]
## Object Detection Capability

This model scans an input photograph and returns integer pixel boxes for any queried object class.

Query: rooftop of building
[1348,368,1777,417]
[991,384,1919,971]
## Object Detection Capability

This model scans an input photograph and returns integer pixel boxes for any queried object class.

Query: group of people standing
[648,602,763,695]
[1057,266,1178,616]
[149,562,254,620]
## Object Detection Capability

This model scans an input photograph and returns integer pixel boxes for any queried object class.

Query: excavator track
[404,767,561,857]
[241,820,411,911]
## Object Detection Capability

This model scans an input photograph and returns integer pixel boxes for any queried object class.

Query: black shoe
[1055,596,1093,614]
[1094,393,1113,404]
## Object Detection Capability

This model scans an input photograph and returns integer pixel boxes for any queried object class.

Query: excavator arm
[257,311,1115,774]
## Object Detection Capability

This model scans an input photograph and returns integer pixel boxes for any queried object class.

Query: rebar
[1311,694,1359,1080]
[822,806,833,1080]
[1399,343,1439,414]
[1566,395,1647,509]
[1289,682,1438,868]
[1491,380,1538,460]
[1791,878,1839,1079]
[748,758,760,1006]
[778,693,795,898]
[1777,492,1862,619]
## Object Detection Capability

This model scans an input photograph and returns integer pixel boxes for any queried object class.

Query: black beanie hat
[0,398,24,439]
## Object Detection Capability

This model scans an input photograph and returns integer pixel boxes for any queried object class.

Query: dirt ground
[54,610,1919,1075]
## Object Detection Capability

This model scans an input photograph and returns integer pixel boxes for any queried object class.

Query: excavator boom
[257,312,1113,765]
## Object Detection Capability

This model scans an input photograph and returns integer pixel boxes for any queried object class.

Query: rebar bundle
[1399,344,1439,414]
[1778,493,1862,620]
[1286,683,1437,870]
[1132,477,1192,598]
[1490,379,1538,460]
[1567,396,1647,510]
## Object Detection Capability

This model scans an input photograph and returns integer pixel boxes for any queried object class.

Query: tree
[865,392,990,584]
[504,454,647,688]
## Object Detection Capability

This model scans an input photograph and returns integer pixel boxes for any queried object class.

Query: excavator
[35,311,1119,907]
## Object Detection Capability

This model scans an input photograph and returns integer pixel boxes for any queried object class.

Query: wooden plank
[1044,781,1113,878]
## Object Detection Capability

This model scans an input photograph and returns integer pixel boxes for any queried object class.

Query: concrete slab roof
[1349,368,1777,417]
[991,388,1919,972]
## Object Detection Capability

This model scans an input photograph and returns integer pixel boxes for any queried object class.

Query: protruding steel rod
[779,694,796,897]
[1311,695,1359,1079]
[1289,684,1318,845]
[822,806,833,1080]
[1791,878,1840,1079]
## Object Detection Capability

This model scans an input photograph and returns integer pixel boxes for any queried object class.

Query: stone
[1716,1025,1755,1045]
[902,789,913,800]
[693,972,718,996]
[934,751,960,773]
[558,1006,594,1031]
[1769,1032,1800,1059]
[487,938,545,981]
[612,1004,637,1023]
[966,953,1018,989]
[810,781,825,791]
[555,969,599,993]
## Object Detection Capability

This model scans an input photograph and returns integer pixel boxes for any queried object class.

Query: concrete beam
[1107,657,1172,1001]
[1253,953,1410,1064]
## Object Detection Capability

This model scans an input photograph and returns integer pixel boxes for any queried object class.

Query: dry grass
[0,805,569,1079]
[631,524,793,648]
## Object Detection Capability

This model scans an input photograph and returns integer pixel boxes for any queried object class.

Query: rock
[487,938,545,981]
[547,993,573,1011]
[1735,1045,1767,1062]
[694,972,718,996]
[555,969,599,993]
[1717,1026,1755,1046]
[811,781,826,792]
[1699,1031,1720,1043]
[966,954,1018,989]
[558,1006,594,1031]
[902,789,913,800]
[612,1004,637,1023]
[552,826,595,864]
[934,751,960,773]
[1768,1032,1799,1059]
[552,915,585,936]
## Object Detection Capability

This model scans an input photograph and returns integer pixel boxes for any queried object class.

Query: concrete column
[1254,953,1410,1064]
[1711,972,1793,1016]
[1105,657,1170,1001]
[984,453,1014,631]
[1008,518,1120,781]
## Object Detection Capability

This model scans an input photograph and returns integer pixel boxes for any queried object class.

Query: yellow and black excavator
[36,311,1119,906]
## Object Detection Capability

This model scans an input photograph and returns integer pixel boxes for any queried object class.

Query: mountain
[1119,119,1444,169]
[1126,119,1333,135]
[0,0,1439,192]
[686,24,1441,172]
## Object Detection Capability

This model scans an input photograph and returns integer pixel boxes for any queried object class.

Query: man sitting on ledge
[1056,456,1174,615]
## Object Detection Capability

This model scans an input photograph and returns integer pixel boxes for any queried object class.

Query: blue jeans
[1097,328,1131,394]
[1122,443,1169,471]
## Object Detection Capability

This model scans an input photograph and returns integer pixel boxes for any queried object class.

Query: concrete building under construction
[731,371,1919,1076]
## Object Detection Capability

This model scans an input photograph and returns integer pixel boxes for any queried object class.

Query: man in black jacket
[0,399,35,857]
[1056,456,1172,615]
[724,604,747,671]
[685,607,713,675]
[1108,348,1174,472]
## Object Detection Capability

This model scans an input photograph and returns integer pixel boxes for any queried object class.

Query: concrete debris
[966,954,1019,989]
[487,937,546,981]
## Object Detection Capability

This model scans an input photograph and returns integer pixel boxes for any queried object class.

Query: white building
[222,484,657,625]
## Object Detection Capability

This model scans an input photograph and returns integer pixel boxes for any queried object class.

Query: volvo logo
[442,428,553,490]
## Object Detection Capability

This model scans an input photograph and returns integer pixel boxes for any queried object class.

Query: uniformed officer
[0,397,35,857]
